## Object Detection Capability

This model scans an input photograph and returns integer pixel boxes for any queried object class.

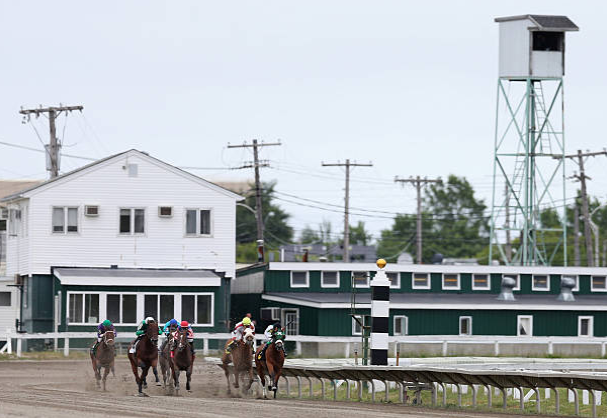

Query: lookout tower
[489,15,578,266]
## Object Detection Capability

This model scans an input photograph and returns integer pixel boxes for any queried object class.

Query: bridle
[176,329,188,352]
[147,322,159,346]
[103,331,115,347]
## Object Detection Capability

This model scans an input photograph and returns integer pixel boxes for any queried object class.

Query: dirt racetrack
[0,359,557,418]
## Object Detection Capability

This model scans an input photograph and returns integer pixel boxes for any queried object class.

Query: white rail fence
[2,330,607,358]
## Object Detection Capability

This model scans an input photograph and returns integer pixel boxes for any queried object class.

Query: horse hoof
[156,382,162,387]
[135,392,149,397]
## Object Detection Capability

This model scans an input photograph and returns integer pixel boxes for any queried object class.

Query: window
[260,307,281,321]
[591,276,607,292]
[159,295,174,324]
[185,209,212,236]
[532,275,550,291]
[52,207,78,233]
[393,315,408,336]
[412,273,430,289]
[128,163,138,177]
[290,271,309,288]
[504,274,520,291]
[106,294,137,324]
[158,206,173,217]
[532,31,563,52]
[563,275,579,292]
[442,273,460,290]
[0,292,11,307]
[144,295,158,319]
[85,205,99,217]
[283,309,299,335]
[578,316,594,337]
[352,271,369,288]
[517,315,533,336]
[321,271,339,288]
[8,209,20,236]
[120,208,145,234]
[459,316,472,336]
[387,272,400,289]
[472,274,490,290]
[68,293,99,324]
[196,294,213,325]
[352,315,363,336]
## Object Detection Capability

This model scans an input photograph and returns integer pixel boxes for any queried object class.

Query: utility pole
[395,176,441,264]
[19,105,84,178]
[322,159,372,263]
[573,201,581,267]
[557,150,607,266]
[228,139,281,262]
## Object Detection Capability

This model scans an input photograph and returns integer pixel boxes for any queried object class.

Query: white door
[517,315,533,336]
[282,309,299,335]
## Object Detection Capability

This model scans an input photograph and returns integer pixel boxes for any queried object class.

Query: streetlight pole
[589,203,607,268]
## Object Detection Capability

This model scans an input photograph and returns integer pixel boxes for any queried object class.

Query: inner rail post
[307,376,313,398]
[296,376,302,399]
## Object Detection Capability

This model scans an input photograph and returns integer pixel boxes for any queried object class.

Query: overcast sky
[1,1,607,242]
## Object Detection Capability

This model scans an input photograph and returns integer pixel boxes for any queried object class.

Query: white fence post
[6,328,12,354]
[16,337,22,357]
[442,341,448,356]
[63,336,69,357]
[203,338,209,356]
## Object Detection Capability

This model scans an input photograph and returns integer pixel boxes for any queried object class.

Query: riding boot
[257,343,268,360]
[225,339,235,354]
[91,341,99,356]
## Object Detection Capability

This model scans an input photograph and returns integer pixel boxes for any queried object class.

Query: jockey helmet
[242,317,252,326]
[273,322,281,330]
[102,319,112,327]
[145,316,155,323]
[169,319,179,326]
[180,320,189,328]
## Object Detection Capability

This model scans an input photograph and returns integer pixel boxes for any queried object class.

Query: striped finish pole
[370,258,390,365]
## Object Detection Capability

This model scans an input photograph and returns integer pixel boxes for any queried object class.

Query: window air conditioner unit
[158,206,173,218]
[85,205,99,217]
[260,307,281,321]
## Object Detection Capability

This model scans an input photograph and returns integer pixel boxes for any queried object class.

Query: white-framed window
[352,271,369,288]
[472,274,490,290]
[119,208,145,235]
[185,209,212,236]
[180,293,214,326]
[52,207,78,233]
[578,316,594,337]
[532,274,550,291]
[393,315,408,336]
[0,292,11,307]
[260,307,281,321]
[321,271,339,288]
[143,294,175,324]
[591,275,607,292]
[459,316,472,336]
[290,271,309,288]
[282,308,299,335]
[517,315,533,336]
[442,273,460,290]
[387,272,400,289]
[412,273,430,289]
[504,274,520,291]
[8,208,21,236]
[67,292,99,324]
[563,275,579,292]
[352,315,363,336]
[106,293,138,324]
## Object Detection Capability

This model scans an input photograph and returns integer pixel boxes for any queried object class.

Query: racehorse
[90,330,115,391]
[127,321,161,396]
[255,329,286,399]
[170,327,194,395]
[159,331,173,389]
[221,327,255,395]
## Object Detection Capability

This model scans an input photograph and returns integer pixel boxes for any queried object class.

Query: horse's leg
[256,361,267,398]
[221,358,232,394]
[128,354,143,394]
[186,365,192,392]
[266,361,276,394]
[153,365,161,386]
[102,366,110,391]
[272,363,283,398]
[140,365,150,394]
[173,365,180,396]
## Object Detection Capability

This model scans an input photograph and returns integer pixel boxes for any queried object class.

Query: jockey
[91,319,115,355]
[129,316,158,354]
[174,320,195,358]
[159,318,179,353]
[257,322,287,360]
[225,316,255,354]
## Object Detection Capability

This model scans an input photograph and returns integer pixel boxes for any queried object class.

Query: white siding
[0,279,19,333]
[5,200,29,278]
[531,51,563,78]
[10,152,237,279]
[498,19,531,78]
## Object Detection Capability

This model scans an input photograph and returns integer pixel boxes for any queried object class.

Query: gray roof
[265,292,607,307]
[54,267,220,279]
[495,14,579,31]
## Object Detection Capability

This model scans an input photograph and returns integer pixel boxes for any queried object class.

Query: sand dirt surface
[0,359,553,418]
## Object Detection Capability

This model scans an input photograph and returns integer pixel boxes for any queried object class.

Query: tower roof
[495,14,579,31]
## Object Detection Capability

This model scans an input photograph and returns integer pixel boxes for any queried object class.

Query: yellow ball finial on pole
[376,258,387,269]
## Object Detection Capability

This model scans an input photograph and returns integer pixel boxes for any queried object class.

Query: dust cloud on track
[0,359,556,418]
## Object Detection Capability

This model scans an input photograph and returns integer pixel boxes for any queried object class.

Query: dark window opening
[532,31,563,52]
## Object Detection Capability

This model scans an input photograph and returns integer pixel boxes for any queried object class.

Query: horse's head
[177,328,188,351]
[147,321,159,346]
[273,329,286,352]
[103,330,115,347]
[243,328,255,346]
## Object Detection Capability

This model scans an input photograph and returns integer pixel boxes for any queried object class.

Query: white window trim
[412,273,431,290]
[119,208,146,236]
[184,208,213,237]
[290,271,310,288]
[578,315,594,337]
[472,273,491,291]
[459,316,472,336]
[352,272,370,288]
[321,271,340,288]
[182,292,215,327]
[66,291,100,325]
[52,206,79,235]
[563,275,580,292]
[352,315,363,336]
[532,274,551,292]
[517,315,533,337]
[591,275,607,292]
[504,274,520,291]
[442,273,460,291]
[387,272,400,289]
[281,308,299,336]
[393,315,408,336]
